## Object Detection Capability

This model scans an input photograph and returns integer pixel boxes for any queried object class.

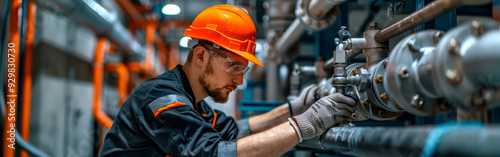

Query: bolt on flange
[410,94,424,109]
[446,69,462,85]
[398,66,410,80]
[407,42,419,52]
[362,99,370,106]
[375,75,384,84]
[350,112,357,119]
[433,31,445,44]
[471,21,485,37]
[380,92,389,103]
[378,110,386,117]
[449,39,461,56]
[438,101,452,111]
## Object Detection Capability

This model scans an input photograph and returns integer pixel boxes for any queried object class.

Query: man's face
[198,46,247,103]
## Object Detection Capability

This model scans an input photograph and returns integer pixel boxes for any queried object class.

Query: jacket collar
[172,64,200,110]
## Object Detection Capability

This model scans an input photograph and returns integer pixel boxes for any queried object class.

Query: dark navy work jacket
[100,65,250,157]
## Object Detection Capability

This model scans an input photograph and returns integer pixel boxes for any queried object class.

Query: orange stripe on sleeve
[212,112,217,127]
[154,102,186,117]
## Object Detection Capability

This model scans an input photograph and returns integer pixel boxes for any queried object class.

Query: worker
[99,4,356,157]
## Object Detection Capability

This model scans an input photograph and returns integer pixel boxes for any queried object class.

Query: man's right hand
[288,93,356,140]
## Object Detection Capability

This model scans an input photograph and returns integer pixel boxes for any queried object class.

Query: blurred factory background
[1,0,500,156]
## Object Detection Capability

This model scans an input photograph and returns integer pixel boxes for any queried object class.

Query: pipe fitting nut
[375,75,384,84]
[449,39,461,56]
[398,66,410,80]
[446,69,462,85]
[410,94,424,109]
[362,99,369,106]
[471,20,485,37]
[380,92,389,103]
[433,31,445,44]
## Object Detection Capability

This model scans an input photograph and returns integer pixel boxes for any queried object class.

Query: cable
[15,0,28,155]
[0,2,13,156]
[1,0,13,100]
[1,1,50,156]
[420,121,485,157]
[15,132,50,157]
[0,0,13,58]
[1,90,49,157]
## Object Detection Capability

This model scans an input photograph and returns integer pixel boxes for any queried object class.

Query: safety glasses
[204,46,250,75]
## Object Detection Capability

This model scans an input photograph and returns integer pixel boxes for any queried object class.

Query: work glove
[289,84,320,116]
[288,93,356,141]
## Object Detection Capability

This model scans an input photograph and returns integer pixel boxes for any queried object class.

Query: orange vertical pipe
[144,22,155,72]
[93,39,114,129]
[3,0,21,156]
[19,2,36,157]
[105,63,129,106]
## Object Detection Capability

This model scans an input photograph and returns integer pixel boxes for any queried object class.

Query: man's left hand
[289,84,319,116]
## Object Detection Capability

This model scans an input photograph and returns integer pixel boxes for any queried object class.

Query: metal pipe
[266,60,281,100]
[0,0,13,59]
[93,39,114,129]
[114,0,143,22]
[15,132,49,157]
[323,50,362,76]
[3,1,21,156]
[308,0,343,19]
[323,37,365,73]
[461,31,500,86]
[301,65,317,76]
[20,2,36,157]
[31,0,144,56]
[143,23,156,71]
[275,0,344,56]
[105,63,129,106]
[332,43,347,94]
[275,18,307,56]
[345,38,366,50]
[374,0,492,43]
[299,125,500,156]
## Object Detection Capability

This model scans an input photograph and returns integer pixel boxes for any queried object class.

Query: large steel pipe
[32,0,144,56]
[374,0,492,43]
[299,124,500,157]
[274,18,307,56]
[275,0,343,57]
[308,0,344,19]
[461,31,500,87]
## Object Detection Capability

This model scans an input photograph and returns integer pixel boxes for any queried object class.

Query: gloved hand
[289,84,320,116]
[288,93,356,141]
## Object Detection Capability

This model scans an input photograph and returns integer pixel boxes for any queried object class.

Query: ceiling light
[162,3,181,15]
[179,36,191,48]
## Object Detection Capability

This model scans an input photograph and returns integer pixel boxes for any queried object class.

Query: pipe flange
[345,64,401,120]
[370,59,404,112]
[385,30,448,115]
[296,0,338,30]
[432,20,500,110]
[356,68,369,92]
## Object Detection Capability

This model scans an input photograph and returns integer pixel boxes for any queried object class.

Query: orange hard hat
[184,5,264,67]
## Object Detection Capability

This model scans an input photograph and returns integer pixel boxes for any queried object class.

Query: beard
[199,60,236,103]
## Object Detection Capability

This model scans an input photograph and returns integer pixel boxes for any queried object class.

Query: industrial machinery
[296,20,500,156]
[319,19,500,120]
[2,0,499,156]
[280,0,500,156]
